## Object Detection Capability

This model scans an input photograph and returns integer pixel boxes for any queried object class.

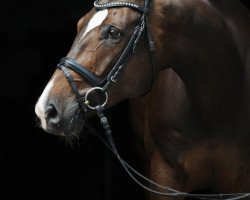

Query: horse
[35,0,250,199]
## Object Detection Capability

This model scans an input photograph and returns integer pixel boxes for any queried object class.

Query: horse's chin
[36,110,85,137]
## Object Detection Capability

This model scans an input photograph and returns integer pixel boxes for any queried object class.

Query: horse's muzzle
[35,97,86,136]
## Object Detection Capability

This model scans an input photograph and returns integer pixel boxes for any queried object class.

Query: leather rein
[57,1,250,199]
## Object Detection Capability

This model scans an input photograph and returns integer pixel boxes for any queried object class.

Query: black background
[0,0,249,200]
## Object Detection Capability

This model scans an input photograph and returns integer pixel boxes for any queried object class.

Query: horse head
[35,0,250,137]
[35,0,162,136]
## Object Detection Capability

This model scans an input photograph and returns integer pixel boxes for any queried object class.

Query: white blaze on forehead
[35,74,58,129]
[79,9,108,42]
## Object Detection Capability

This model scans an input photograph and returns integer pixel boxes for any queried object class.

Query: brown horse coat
[35,0,250,199]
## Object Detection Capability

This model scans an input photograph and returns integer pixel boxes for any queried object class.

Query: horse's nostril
[46,104,59,124]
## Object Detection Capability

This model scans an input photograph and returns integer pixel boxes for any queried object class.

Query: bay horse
[35,0,250,199]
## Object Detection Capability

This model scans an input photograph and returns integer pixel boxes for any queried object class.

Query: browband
[94,0,150,14]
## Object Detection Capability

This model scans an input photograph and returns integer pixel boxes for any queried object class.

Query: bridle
[57,0,156,113]
[57,1,250,199]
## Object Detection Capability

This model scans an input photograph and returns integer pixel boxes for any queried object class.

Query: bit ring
[84,87,108,110]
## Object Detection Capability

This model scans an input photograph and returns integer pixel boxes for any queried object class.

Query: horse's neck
[206,0,250,112]
[204,0,250,66]
[129,0,250,150]
[151,0,249,128]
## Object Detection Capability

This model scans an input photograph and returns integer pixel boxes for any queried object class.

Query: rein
[57,0,250,199]
[95,106,250,200]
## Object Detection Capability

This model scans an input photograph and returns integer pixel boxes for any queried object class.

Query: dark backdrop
[0,0,144,200]
[0,0,249,200]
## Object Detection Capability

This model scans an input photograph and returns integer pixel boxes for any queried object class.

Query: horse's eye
[108,27,121,39]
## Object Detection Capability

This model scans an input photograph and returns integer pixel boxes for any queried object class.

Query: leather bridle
[56,1,250,199]
[57,0,155,113]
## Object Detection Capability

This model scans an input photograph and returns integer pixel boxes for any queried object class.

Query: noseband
[56,1,250,199]
[57,0,155,113]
